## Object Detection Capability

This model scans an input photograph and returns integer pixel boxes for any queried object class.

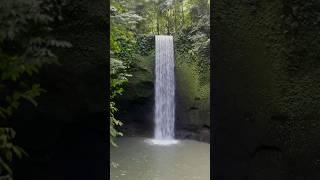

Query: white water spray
[149,35,178,146]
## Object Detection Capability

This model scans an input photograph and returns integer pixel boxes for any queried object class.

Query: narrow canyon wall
[213,1,320,179]
[116,36,210,140]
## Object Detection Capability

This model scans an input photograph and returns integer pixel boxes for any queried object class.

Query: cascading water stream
[149,35,178,145]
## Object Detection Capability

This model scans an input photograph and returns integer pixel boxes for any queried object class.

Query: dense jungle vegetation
[0,0,71,179]
[110,0,210,146]
[0,0,209,178]
[2,0,320,179]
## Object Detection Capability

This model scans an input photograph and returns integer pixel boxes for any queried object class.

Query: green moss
[120,53,154,102]
[176,62,199,102]
[117,36,210,127]
[175,56,210,126]
[214,0,320,176]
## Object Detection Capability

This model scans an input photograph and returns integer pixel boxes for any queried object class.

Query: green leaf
[21,95,38,106]
[12,146,28,158]
[5,151,13,162]
[0,158,12,175]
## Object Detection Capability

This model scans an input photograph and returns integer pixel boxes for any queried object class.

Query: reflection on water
[110,137,210,180]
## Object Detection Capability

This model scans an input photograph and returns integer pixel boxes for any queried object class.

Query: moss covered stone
[213,0,320,179]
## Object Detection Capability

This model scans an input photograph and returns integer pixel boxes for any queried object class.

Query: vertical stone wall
[213,0,320,179]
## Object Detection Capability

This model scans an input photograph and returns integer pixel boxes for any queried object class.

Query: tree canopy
[110,0,210,145]
[0,0,70,178]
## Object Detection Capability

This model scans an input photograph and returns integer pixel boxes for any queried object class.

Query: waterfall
[154,35,176,142]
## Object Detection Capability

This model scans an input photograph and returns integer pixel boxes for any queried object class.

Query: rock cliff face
[116,37,210,142]
[8,0,209,179]
[213,1,320,179]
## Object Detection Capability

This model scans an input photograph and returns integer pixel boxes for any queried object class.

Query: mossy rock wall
[117,36,210,134]
[116,51,155,131]
[213,0,320,179]
[175,55,210,128]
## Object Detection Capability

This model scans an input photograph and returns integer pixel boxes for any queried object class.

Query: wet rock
[199,126,210,142]
[175,124,210,143]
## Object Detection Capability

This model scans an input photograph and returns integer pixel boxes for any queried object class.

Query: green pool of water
[110,137,210,180]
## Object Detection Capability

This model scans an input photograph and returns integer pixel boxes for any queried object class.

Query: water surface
[110,137,210,180]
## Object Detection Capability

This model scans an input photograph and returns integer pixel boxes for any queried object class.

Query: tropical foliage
[110,0,141,146]
[0,0,70,178]
[110,0,210,145]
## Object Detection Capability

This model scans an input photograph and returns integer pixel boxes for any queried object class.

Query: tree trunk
[167,12,170,35]
[155,2,160,35]
[174,0,177,33]
[157,14,160,35]
[181,1,185,24]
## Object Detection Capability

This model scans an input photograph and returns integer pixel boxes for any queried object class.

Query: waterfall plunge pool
[145,138,179,146]
[110,137,210,180]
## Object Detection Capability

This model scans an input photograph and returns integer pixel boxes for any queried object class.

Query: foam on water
[145,138,179,146]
